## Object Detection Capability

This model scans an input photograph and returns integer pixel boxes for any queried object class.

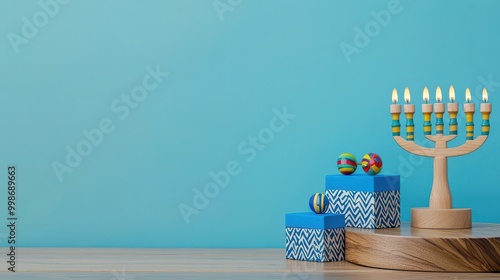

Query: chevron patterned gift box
[325,174,400,229]
[285,212,345,262]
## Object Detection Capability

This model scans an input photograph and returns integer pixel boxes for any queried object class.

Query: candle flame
[423,86,429,103]
[436,86,442,102]
[466,88,471,102]
[482,88,488,102]
[449,85,455,102]
[404,87,410,103]
[392,88,398,103]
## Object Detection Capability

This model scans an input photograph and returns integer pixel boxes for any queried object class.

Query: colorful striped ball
[337,153,357,175]
[361,153,383,175]
[309,193,329,214]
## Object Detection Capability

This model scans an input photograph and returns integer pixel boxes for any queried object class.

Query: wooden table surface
[1,248,499,279]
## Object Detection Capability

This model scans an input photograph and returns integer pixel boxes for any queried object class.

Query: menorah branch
[440,135,488,157]
[392,136,434,157]
[393,135,488,158]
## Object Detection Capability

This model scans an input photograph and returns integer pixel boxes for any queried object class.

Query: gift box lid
[285,212,345,229]
[325,174,400,192]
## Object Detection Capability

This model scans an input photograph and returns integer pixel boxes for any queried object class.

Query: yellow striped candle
[403,87,415,141]
[464,88,475,140]
[434,86,445,135]
[422,86,432,135]
[481,88,492,135]
[391,88,401,136]
[447,85,458,135]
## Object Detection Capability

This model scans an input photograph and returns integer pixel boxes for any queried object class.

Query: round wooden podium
[345,223,500,272]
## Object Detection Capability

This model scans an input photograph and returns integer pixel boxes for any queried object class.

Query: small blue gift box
[285,212,345,262]
[325,174,400,229]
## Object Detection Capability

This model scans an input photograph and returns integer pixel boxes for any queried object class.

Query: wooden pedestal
[411,208,472,229]
[345,223,500,272]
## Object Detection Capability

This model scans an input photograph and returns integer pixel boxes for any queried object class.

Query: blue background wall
[0,0,499,248]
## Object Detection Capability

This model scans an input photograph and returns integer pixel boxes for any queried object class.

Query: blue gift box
[325,174,400,229]
[285,212,345,262]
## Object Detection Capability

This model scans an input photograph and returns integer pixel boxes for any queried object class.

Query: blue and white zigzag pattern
[375,190,401,228]
[285,227,345,262]
[326,189,400,229]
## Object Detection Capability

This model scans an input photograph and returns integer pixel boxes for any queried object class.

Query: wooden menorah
[390,86,491,229]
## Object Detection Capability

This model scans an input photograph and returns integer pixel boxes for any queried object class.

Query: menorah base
[411,208,472,229]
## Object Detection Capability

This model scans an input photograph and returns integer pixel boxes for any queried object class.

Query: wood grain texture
[1,248,498,279]
[346,222,500,272]
[412,207,472,229]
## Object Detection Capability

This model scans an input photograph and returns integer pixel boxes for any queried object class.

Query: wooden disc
[345,223,500,272]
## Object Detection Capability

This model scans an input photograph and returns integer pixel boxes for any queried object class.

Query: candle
[480,88,492,135]
[447,85,458,135]
[422,86,432,135]
[403,87,415,141]
[434,86,445,135]
[464,88,475,140]
[390,88,401,136]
